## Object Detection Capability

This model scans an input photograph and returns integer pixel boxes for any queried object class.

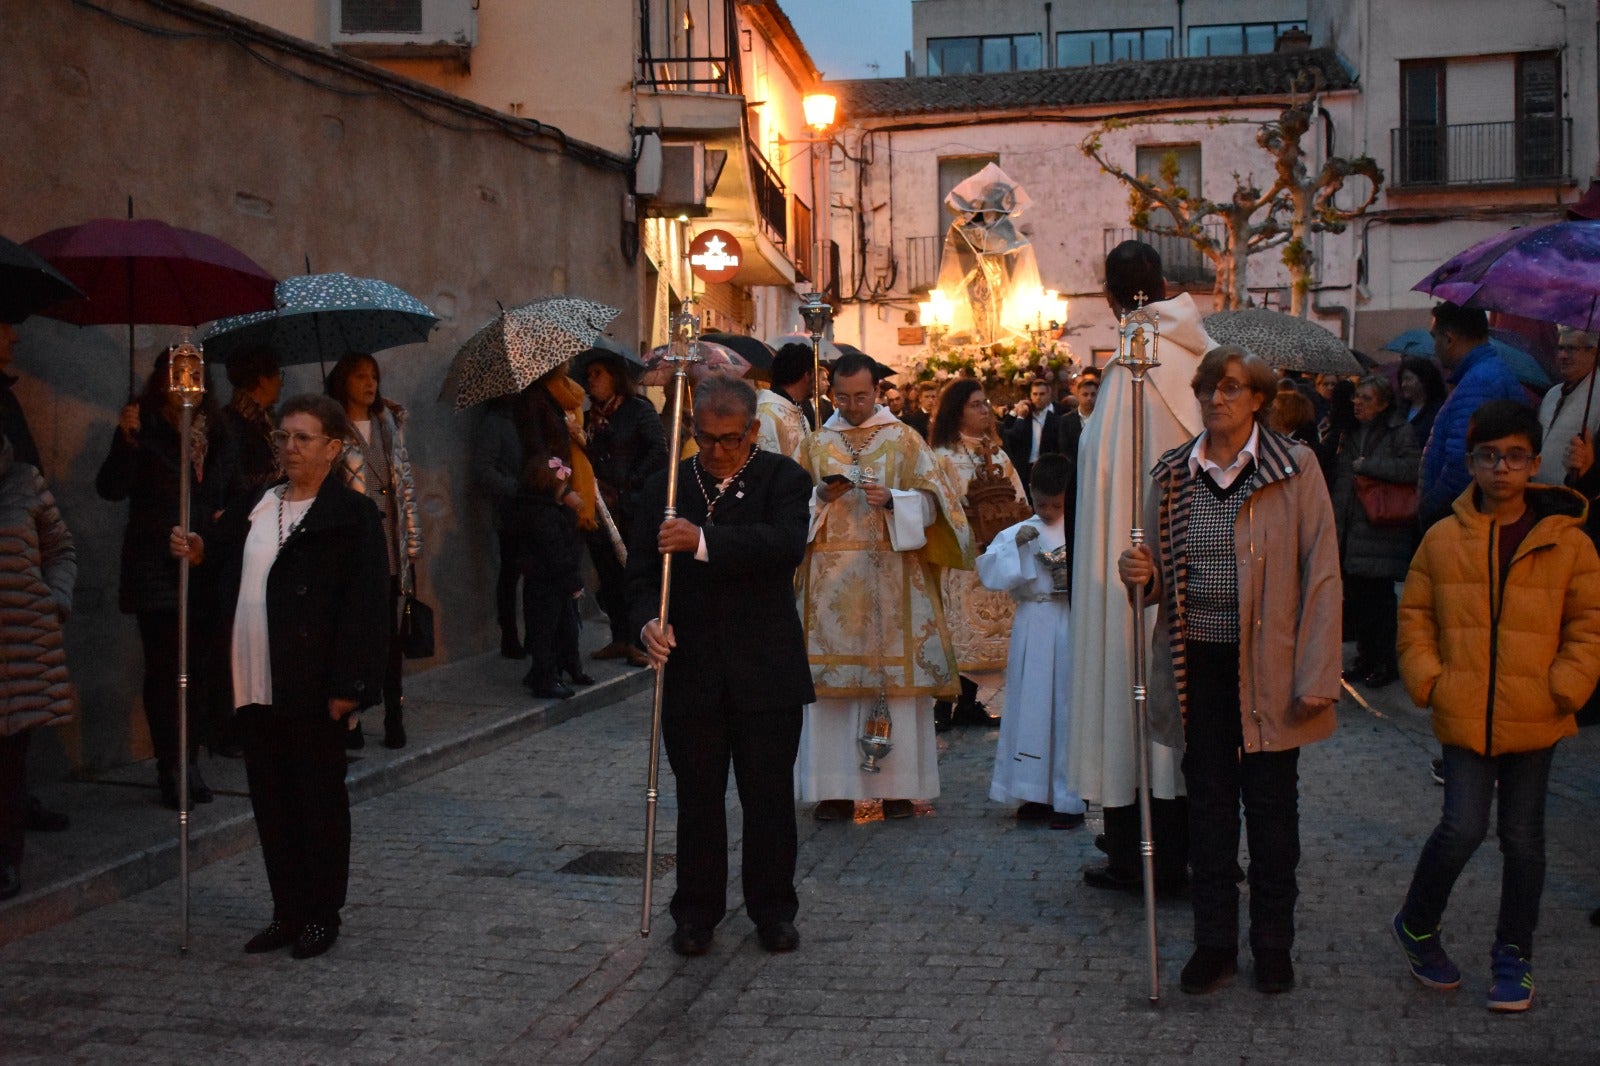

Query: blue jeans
[1400,742,1556,956]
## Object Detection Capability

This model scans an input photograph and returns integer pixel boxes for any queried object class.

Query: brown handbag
[1353,474,1418,529]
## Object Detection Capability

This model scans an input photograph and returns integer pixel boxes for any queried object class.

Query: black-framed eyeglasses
[269,429,334,451]
[1196,380,1249,402]
[1469,447,1534,470]
[692,424,753,450]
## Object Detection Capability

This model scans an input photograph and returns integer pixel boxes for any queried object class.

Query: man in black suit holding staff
[628,375,816,958]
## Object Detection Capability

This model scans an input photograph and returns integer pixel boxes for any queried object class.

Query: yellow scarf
[545,373,599,531]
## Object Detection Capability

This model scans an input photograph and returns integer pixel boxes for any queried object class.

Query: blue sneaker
[1392,912,1462,989]
[1486,945,1533,1012]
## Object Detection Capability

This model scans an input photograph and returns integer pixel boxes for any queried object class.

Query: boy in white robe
[978,453,1085,829]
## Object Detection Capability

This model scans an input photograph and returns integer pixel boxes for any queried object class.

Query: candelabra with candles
[1026,289,1070,349]
[799,290,833,423]
[917,288,953,353]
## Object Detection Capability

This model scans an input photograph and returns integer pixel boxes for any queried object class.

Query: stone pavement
[1,666,1598,1064]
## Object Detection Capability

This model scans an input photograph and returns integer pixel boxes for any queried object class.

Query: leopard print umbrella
[448,296,620,411]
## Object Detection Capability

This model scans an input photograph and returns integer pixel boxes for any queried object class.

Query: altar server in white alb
[978,453,1084,830]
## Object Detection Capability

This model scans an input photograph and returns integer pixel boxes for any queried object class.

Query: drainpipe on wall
[1176,0,1186,58]
[1044,3,1052,67]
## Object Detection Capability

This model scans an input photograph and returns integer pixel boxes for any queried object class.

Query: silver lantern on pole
[640,300,702,938]
[167,333,206,955]
[798,291,832,429]
[1115,293,1162,1005]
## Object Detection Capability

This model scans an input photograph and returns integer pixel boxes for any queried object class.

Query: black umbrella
[570,335,645,381]
[702,331,775,374]
[0,235,84,324]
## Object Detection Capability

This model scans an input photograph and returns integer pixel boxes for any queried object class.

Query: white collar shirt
[1188,423,1260,491]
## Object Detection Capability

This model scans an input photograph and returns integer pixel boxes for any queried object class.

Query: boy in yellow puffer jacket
[1393,400,1600,1013]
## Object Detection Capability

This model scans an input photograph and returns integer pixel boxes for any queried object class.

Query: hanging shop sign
[688,230,743,284]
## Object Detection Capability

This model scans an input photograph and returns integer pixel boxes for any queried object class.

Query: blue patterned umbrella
[201,272,438,366]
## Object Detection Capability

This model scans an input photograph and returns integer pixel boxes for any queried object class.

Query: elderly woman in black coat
[172,393,389,960]
[1329,375,1423,688]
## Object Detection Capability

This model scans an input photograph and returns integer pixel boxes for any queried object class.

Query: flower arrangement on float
[909,286,1080,404]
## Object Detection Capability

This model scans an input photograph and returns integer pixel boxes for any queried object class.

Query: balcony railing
[904,235,943,293]
[748,139,787,251]
[1102,226,1220,287]
[1391,118,1571,188]
[638,0,739,93]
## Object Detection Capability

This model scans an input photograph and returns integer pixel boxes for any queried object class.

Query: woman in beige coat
[0,433,75,900]
[1120,346,1341,998]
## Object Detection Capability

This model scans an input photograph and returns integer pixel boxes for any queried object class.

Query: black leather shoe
[0,860,20,900]
[1049,810,1086,831]
[1180,947,1238,994]
[952,700,1000,727]
[291,921,339,960]
[25,796,69,832]
[1092,833,1109,855]
[757,921,799,953]
[527,677,575,700]
[1082,863,1142,893]
[1253,948,1295,994]
[671,925,714,957]
[344,719,366,750]
[1361,663,1399,688]
[564,668,596,686]
[243,921,298,954]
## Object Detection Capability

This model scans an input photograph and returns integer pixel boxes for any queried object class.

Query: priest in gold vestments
[795,353,974,821]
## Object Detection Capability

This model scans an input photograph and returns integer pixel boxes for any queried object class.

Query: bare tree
[1083,88,1382,314]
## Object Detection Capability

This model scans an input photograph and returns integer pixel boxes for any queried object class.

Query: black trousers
[1343,574,1398,672]
[1101,797,1190,887]
[136,610,202,766]
[496,531,524,643]
[584,528,632,647]
[238,705,351,928]
[1182,641,1302,954]
[0,731,29,867]
[663,691,803,930]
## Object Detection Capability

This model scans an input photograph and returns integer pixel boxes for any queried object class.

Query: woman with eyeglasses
[96,347,236,810]
[325,353,421,749]
[170,393,389,959]
[928,377,1024,734]
[1328,375,1423,689]
[1117,345,1341,997]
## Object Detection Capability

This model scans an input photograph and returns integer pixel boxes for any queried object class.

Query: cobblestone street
[2,670,1598,1064]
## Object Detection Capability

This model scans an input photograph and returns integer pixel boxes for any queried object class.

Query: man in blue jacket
[1418,302,1529,526]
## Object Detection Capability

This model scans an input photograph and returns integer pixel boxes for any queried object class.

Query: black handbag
[398,593,435,659]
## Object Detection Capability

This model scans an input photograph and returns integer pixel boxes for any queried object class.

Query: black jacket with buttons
[204,476,390,720]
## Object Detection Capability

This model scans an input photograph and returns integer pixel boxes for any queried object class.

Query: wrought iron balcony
[1391,118,1571,188]
[748,140,787,251]
[638,0,739,93]
[1102,226,1220,287]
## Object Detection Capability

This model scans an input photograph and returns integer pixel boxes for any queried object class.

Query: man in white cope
[796,351,974,821]
[755,344,814,461]
[1070,241,1209,894]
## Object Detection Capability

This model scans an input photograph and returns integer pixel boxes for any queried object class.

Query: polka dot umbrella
[446,296,621,411]
[201,272,438,369]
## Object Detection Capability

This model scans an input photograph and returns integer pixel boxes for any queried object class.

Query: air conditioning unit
[331,0,477,49]
[648,142,710,217]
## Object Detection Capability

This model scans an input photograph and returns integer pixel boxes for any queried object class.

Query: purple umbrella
[1414,220,1600,331]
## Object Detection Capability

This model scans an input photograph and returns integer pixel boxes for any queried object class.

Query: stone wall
[1,0,641,775]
